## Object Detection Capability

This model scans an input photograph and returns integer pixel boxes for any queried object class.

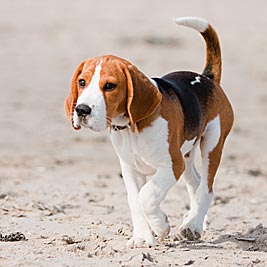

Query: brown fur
[201,24,222,84]
[123,64,162,132]
[160,95,186,179]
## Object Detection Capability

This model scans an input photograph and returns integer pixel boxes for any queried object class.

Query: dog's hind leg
[179,115,224,240]
[182,142,201,209]
[182,142,210,230]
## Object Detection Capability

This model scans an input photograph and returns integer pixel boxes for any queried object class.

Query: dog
[64,17,234,248]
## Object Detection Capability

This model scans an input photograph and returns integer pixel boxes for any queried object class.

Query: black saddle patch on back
[152,71,214,139]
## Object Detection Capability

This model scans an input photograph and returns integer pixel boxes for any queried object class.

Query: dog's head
[64,55,162,132]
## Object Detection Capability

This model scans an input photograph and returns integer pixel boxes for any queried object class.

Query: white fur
[201,115,221,156]
[175,17,209,33]
[179,115,221,238]
[182,140,200,208]
[74,62,107,131]
[110,117,177,247]
[111,114,130,127]
[181,136,197,156]
[149,78,158,88]
[191,76,201,85]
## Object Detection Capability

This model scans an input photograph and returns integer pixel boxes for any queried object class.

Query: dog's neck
[110,114,130,131]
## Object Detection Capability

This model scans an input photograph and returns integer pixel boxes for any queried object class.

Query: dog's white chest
[110,117,172,176]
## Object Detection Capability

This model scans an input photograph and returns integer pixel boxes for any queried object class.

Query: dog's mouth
[79,116,89,128]
[73,114,107,132]
[74,115,90,129]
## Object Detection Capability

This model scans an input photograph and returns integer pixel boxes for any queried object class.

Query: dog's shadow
[165,224,267,252]
[212,224,267,252]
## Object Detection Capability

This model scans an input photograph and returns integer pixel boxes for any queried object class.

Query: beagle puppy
[65,17,234,248]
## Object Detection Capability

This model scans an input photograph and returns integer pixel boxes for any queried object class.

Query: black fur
[202,64,214,80]
[152,71,214,139]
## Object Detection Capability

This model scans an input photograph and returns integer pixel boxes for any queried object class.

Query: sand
[0,0,267,266]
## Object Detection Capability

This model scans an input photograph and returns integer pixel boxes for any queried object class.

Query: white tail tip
[175,16,209,33]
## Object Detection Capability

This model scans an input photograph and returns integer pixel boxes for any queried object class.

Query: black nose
[75,104,92,116]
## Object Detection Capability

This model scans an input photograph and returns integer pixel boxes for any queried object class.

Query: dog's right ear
[64,61,85,130]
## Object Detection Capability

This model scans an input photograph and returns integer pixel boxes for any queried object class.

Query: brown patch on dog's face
[98,57,128,123]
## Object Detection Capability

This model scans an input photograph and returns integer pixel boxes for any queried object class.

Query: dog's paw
[148,213,170,238]
[153,221,170,238]
[177,226,201,241]
[126,235,155,248]
[178,218,202,241]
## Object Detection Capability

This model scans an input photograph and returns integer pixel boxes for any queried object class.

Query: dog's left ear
[64,61,85,130]
[124,64,162,132]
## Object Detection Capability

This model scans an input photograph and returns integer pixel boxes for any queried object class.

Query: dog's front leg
[120,160,155,248]
[138,166,178,239]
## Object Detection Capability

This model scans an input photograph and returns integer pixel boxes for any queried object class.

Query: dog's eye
[103,83,117,91]
[78,79,86,88]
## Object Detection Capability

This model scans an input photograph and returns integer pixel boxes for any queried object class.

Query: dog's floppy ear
[124,64,162,132]
[64,61,85,130]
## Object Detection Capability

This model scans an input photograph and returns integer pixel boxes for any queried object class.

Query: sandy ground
[1,0,267,266]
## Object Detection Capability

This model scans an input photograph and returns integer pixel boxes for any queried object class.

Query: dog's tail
[175,17,222,84]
